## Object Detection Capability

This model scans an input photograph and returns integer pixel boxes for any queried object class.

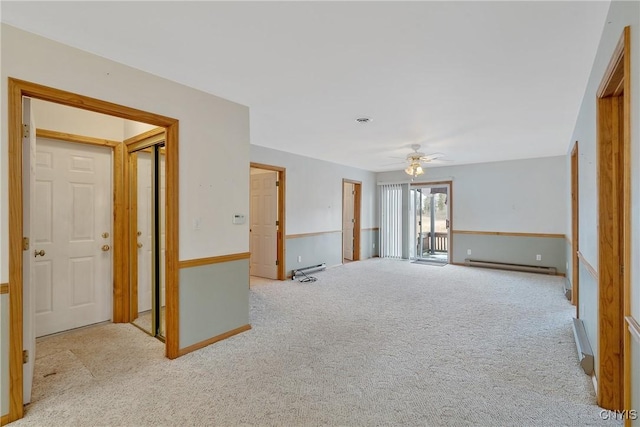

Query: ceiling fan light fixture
[405,162,424,177]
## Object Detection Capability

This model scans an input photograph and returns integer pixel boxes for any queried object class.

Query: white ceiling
[1,1,611,171]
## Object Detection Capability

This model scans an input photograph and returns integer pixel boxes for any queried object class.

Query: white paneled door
[34,138,113,338]
[250,171,278,279]
[22,97,37,404]
[343,182,355,261]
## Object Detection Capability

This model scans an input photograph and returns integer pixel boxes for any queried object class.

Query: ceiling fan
[402,144,446,178]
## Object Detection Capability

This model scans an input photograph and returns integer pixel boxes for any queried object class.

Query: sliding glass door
[409,184,450,264]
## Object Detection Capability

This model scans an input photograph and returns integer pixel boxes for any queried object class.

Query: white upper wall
[377,156,567,235]
[32,99,127,141]
[32,99,157,141]
[250,145,377,235]
[123,121,158,140]
[1,24,250,280]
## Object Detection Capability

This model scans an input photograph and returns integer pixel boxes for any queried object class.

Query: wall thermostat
[232,214,246,224]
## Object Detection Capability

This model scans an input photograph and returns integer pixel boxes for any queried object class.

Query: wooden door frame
[570,141,579,310]
[249,162,286,280]
[409,180,453,263]
[595,27,630,412]
[7,78,180,423]
[342,179,362,261]
[124,128,166,323]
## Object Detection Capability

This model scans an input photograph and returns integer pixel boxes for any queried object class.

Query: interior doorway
[8,78,180,423]
[129,135,167,339]
[409,183,451,264]
[595,27,630,411]
[342,180,361,262]
[249,163,286,280]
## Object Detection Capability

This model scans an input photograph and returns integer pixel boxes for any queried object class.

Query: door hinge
[276,220,279,226]
[352,218,355,223]
[275,260,279,266]
[23,350,29,364]
[352,190,355,195]
[276,181,280,187]
[23,237,30,251]
[22,124,30,138]
[620,264,624,275]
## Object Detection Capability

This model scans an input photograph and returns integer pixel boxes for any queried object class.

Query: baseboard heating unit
[464,259,557,275]
[572,318,594,375]
[292,263,326,280]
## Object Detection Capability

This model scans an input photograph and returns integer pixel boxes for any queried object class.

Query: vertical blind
[380,184,403,258]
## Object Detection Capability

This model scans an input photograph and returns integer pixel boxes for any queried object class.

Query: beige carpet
[14,259,617,426]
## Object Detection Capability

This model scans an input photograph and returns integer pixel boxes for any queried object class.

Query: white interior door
[34,138,113,337]
[22,97,36,404]
[137,151,152,313]
[250,170,278,279]
[343,182,355,261]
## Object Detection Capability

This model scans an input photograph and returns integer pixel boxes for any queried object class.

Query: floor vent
[464,259,556,275]
[292,263,326,280]
[572,318,594,376]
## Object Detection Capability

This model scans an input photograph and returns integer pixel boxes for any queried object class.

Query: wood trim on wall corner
[626,316,640,344]
[343,178,362,185]
[123,126,165,146]
[125,128,166,153]
[0,283,8,294]
[452,230,565,239]
[36,128,121,147]
[179,252,250,269]
[178,324,251,356]
[286,230,342,239]
[250,162,285,172]
[577,251,598,281]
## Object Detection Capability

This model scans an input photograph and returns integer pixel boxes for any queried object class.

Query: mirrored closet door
[130,141,166,339]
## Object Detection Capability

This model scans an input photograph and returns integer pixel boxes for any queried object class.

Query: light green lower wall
[360,229,379,259]
[579,263,599,378]
[1,294,8,417]
[451,233,567,274]
[286,229,379,276]
[179,259,249,349]
[287,232,342,275]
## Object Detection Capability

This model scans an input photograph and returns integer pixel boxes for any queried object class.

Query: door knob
[137,242,143,248]
[101,245,110,252]
[34,249,45,257]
